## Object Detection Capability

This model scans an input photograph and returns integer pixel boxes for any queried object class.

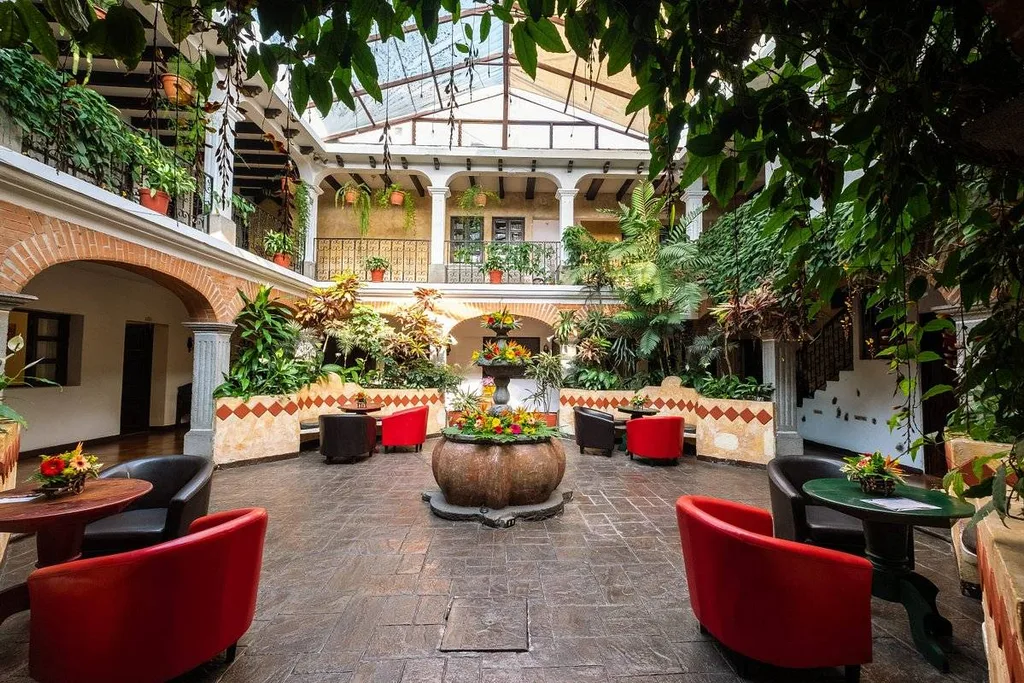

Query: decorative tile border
[213,395,301,465]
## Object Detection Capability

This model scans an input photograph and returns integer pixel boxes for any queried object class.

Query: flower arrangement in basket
[841,451,906,496]
[481,309,520,334]
[33,443,102,498]
[472,340,533,366]
[444,406,560,443]
[352,390,369,408]
[630,393,650,408]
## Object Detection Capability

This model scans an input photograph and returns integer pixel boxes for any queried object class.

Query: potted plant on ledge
[841,451,906,496]
[375,183,416,232]
[139,158,197,216]
[458,186,500,211]
[365,256,390,282]
[263,231,297,268]
[336,180,372,235]
[481,242,528,284]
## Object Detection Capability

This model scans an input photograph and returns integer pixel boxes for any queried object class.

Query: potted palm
[335,180,372,234]
[365,256,390,282]
[525,351,564,427]
[263,231,297,268]
[161,54,198,106]
[458,186,500,211]
[375,183,416,232]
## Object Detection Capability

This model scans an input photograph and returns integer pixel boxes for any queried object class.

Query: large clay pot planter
[272,253,292,268]
[139,188,170,215]
[488,269,503,284]
[432,436,566,508]
[390,190,405,206]
[474,193,488,208]
[369,268,386,282]
[160,74,195,106]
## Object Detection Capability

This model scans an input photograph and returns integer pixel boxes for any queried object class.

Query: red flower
[493,425,503,434]
[39,457,64,477]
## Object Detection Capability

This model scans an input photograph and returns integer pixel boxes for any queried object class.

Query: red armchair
[676,496,872,681]
[381,406,429,452]
[626,415,684,462]
[28,507,268,683]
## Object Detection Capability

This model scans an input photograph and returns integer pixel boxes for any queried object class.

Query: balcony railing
[237,205,306,274]
[19,129,212,233]
[315,238,430,281]
[444,240,563,284]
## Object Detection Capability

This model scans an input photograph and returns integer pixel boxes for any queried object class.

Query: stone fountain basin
[431,435,566,509]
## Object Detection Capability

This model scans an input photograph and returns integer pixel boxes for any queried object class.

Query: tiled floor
[0,440,987,683]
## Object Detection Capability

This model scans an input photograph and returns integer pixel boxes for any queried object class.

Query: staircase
[796,308,854,406]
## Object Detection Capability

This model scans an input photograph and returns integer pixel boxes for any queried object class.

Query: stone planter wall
[297,377,446,435]
[559,377,775,465]
[0,424,18,561]
[213,395,300,465]
[695,397,775,464]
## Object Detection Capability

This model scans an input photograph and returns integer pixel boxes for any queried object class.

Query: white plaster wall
[447,316,556,411]
[9,262,193,452]
[797,306,924,466]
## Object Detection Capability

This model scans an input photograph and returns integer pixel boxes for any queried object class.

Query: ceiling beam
[498,176,505,200]
[534,62,636,100]
[324,176,343,193]
[525,177,536,200]
[616,179,634,202]
[585,178,604,201]
[410,174,426,197]
[468,176,477,187]
[351,173,368,187]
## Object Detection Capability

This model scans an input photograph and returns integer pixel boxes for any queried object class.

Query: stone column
[555,188,578,240]
[762,338,803,456]
[301,184,323,279]
[683,179,707,241]
[428,186,450,282]
[183,322,235,457]
[204,73,245,246]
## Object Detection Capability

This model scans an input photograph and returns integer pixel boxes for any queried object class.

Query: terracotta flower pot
[488,269,503,284]
[536,412,558,427]
[272,253,292,268]
[369,268,386,282]
[160,74,195,106]
[139,188,170,215]
[389,190,405,206]
[474,193,487,208]
[94,7,106,19]
[344,189,358,205]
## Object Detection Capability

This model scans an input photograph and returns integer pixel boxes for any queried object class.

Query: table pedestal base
[865,521,952,672]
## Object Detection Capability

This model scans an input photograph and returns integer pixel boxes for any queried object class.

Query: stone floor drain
[439,597,530,652]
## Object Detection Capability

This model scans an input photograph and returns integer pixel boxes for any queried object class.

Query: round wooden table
[803,478,974,672]
[0,478,152,624]
[343,404,382,415]
[616,406,658,419]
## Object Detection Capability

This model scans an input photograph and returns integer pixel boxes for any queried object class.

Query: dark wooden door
[920,313,958,476]
[120,323,154,435]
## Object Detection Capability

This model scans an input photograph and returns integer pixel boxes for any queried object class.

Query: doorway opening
[120,322,154,435]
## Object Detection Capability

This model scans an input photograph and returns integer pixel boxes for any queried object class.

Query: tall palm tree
[606,182,705,375]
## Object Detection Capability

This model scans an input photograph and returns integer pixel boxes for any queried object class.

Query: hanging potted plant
[375,183,417,232]
[365,256,390,282]
[457,186,500,212]
[90,0,114,20]
[335,180,372,235]
[161,54,198,106]
[263,231,297,268]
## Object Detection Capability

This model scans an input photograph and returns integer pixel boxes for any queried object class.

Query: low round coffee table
[616,406,658,419]
[0,478,152,624]
[803,478,974,671]
[343,404,382,415]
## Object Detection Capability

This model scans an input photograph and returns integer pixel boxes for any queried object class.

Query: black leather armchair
[573,407,618,456]
[321,414,377,463]
[82,454,214,557]
[768,454,914,564]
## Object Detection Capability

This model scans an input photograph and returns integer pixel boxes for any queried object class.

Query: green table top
[803,478,975,528]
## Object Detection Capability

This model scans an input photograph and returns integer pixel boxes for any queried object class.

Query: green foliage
[213,286,307,401]
[697,202,783,302]
[447,385,482,414]
[364,256,390,272]
[293,180,312,244]
[335,180,372,235]
[374,184,416,232]
[564,366,620,391]
[562,225,615,289]
[524,351,564,412]
[326,303,391,361]
[231,194,257,226]
[693,374,774,402]
[262,230,296,257]
[456,185,500,212]
[480,242,552,278]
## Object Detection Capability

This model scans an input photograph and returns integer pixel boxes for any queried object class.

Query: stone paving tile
[0,440,986,682]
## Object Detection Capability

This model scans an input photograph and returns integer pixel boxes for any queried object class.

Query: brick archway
[0,207,247,322]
